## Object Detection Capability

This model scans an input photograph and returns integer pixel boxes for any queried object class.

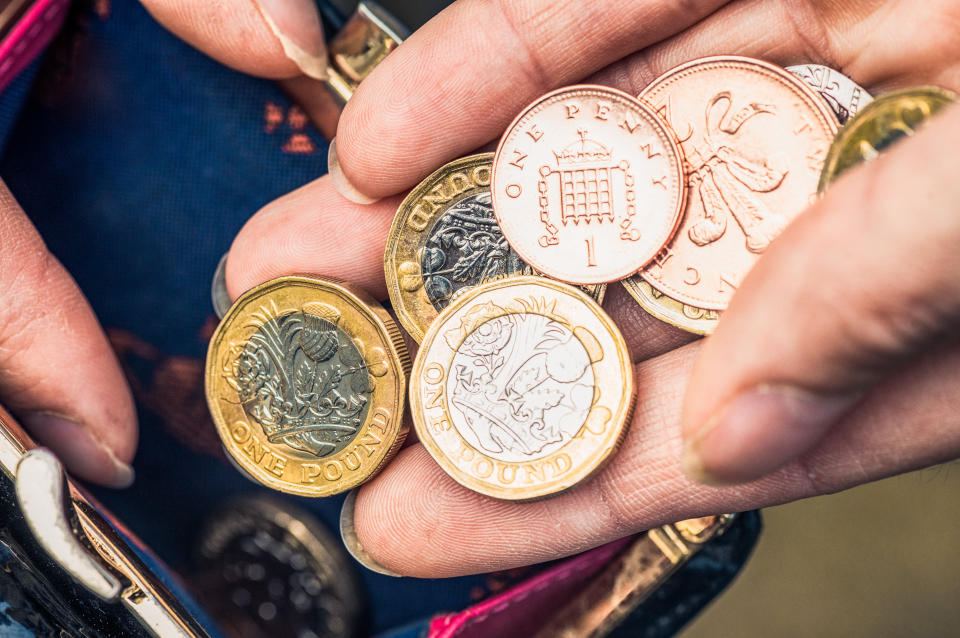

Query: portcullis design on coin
[386,153,605,342]
[206,275,410,497]
[411,277,634,500]
[628,56,838,314]
[491,85,685,285]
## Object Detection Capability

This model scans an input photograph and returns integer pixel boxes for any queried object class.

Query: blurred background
[331,1,960,636]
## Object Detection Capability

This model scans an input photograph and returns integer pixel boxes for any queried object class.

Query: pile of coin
[205,55,955,501]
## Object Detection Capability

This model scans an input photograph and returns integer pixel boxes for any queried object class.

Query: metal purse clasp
[324,1,409,105]
[0,412,211,637]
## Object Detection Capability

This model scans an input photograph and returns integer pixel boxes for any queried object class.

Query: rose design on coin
[411,277,634,501]
[447,314,595,462]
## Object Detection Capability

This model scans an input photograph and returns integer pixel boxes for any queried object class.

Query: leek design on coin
[206,276,410,497]
[411,277,634,500]
[492,85,685,285]
[787,64,873,124]
[819,86,957,190]
[621,56,837,331]
[386,153,604,343]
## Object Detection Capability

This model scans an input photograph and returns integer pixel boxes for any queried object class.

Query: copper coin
[633,57,837,310]
[491,85,685,285]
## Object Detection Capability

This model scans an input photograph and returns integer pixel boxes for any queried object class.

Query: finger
[140,0,327,79]
[0,183,136,487]
[224,175,404,301]
[329,0,896,202]
[350,338,960,578]
[602,284,697,362]
[330,0,731,201]
[681,102,960,485]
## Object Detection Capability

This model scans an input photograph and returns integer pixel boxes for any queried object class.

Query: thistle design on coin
[224,304,374,458]
[207,276,409,496]
[411,277,633,501]
[491,85,685,284]
[386,154,604,343]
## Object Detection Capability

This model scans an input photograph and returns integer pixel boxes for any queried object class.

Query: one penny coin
[629,56,838,311]
[491,85,685,285]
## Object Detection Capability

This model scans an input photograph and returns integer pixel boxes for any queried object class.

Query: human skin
[144,0,960,577]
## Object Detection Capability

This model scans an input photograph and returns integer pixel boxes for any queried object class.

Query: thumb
[682,101,960,485]
[140,0,328,79]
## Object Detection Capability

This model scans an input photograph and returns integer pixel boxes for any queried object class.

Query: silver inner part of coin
[232,313,372,458]
[421,191,528,311]
[447,314,594,463]
[786,64,873,124]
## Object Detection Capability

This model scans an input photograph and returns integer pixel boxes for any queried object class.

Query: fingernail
[339,491,402,577]
[253,0,328,80]
[682,385,858,486]
[211,251,231,320]
[328,137,380,204]
[22,413,135,489]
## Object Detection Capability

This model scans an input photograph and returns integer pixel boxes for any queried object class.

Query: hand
[148,0,960,576]
[0,182,136,486]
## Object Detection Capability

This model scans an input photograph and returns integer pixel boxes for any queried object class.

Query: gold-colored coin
[620,278,720,335]
[205,275,410,497]
[410,276,634,501]
[385,153,604,343]
[819,86,958,190]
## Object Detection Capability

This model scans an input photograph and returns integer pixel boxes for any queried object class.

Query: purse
[0,2,761,636]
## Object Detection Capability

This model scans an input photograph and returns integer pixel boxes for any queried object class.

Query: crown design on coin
[538,128,639,247]
[553,128,614,166]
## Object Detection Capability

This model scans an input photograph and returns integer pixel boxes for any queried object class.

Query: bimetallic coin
[206,275,410,497]
[633,56,838,311]
[411,277,634,500]
[620,278,720,335]
[787,64,873,124]
[385,153,605,343]
[211,252,231,319]
[819,86,957,190]
[492,85,686,285]
[192,495,363,638]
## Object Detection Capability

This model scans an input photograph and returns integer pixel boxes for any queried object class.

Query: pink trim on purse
[427,536,633,638]
[0,0,70,94]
